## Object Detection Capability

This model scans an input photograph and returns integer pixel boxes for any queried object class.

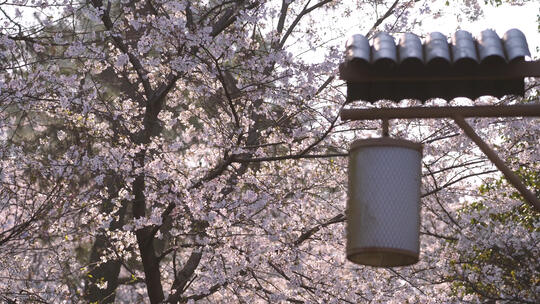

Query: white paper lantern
[346,138,422,267]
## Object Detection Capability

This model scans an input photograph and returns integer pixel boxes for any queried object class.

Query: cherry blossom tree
[0,0,538,303]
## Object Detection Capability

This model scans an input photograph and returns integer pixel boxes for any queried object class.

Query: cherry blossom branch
[421,169,498,198]
[423,162,464,229]
[298,104,344,157]
[420,230,458,242]
[293,213,345,246]
[422,159,487,177]
[278,0,334,49]
[0,179,63,247]
[366,0,401,37]
[232,152,347,163]
[165,250,203,303]
[179,281,230,302]
[210,1,261,38]
[385,268,426,295]
[89,0,154,98]
[267,261,357,303]
[208,50,241,128]
[276,0,290,35]
[117,276,144,285]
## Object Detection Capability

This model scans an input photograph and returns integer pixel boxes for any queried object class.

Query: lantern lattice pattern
[347,138,422,267]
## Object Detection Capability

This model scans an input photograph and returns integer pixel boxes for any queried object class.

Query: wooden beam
[341,104,540,121]
[340,60,540,82]
[453,116,540,212]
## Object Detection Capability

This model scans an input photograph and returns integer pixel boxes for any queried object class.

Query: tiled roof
[341,29,533,102]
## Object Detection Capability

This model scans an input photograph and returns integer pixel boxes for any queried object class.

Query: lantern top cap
[349,138,423,153]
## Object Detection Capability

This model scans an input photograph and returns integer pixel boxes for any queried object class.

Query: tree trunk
[84,175,127,303]
[132,165,165,304]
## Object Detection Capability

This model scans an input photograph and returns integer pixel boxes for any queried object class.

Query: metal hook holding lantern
[381,119,389,137]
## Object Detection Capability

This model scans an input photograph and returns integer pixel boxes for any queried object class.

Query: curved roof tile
[342,29,533,102]
[372,32,397,67]
[451,30,478,66]
[398,33,423,65]
[503,29,531,62]
[345,29,531,66]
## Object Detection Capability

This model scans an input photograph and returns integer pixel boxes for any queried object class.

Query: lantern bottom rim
[347,246,419,267]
